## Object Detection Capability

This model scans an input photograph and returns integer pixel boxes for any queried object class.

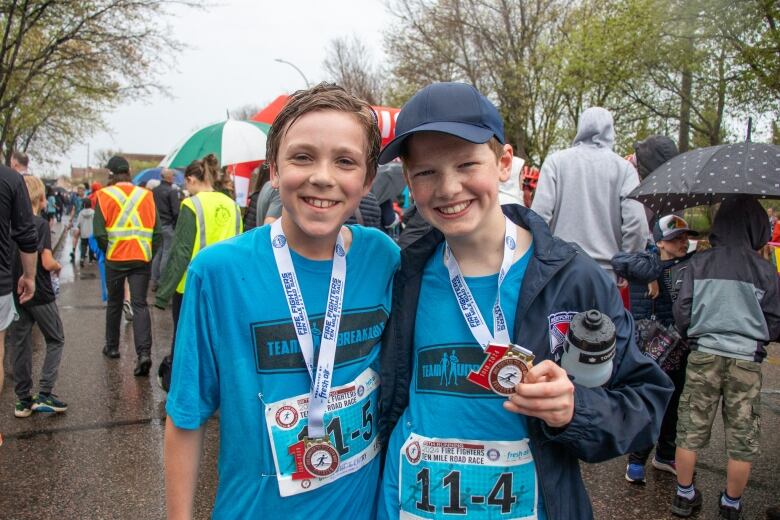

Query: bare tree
[230,104,262,121]
[323,35,386,105]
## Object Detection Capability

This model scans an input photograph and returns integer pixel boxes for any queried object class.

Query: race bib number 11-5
[265,368,380,497]
[399,434,539,520]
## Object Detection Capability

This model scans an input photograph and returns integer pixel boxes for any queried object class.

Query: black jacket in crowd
[379,204,673,520]
[0,165,37,296]
[153,180,179,228]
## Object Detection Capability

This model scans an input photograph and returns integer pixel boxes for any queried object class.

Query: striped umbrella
[160,120,270,169]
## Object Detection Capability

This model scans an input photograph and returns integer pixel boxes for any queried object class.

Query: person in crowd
[633,135,679,233]
[345,192,383,229]
[619,215,698,484]
[10,150,30,176]
[498,156,525,206]
[0,164,38,424]
[767,207,776,230]
[243,162,282,231]
[154,154,242,392]
[76,198,96,267]
[69,185,86,263]
[671,195,780,519]
[54,190,64,223]
[93,155,161,376]
[46,187,57,225]
[87,181,102,208]
[531,107,647,279]
[164,83,399,519]
[151,168,180,291]
[8,175,67,417]
[376,82,672,520]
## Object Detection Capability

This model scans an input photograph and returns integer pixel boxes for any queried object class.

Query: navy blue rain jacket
[379,205,673,520]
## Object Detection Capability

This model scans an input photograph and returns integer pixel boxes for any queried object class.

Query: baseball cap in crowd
[378,82,504,165]
[653,215,700,242]
[106,155,130,175]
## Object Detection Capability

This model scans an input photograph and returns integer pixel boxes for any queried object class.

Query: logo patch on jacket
[548,312,577,361]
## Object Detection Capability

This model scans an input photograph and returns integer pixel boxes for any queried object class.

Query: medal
[302,437,340,477]
[446,217,535,394]
[271,219,347,480]
[467,343,535,395]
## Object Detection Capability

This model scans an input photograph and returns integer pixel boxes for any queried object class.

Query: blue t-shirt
[380,241,548,520]
[167,225,399,519]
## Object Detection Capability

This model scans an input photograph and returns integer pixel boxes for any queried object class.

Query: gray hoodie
[531,107,647,275]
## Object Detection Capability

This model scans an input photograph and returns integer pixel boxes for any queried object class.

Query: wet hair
[265,82,380,185]
[185,154,225,190]
[23,175,44,211]
[12,150,29,168]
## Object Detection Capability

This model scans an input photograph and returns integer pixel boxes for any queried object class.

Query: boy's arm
[164,418,204,520]
[529,157,557,225]
[673,260,694,337]
[517,267,673,462]
[41,249,61,273]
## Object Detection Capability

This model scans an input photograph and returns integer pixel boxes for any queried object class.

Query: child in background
[76,197,96,267]
[672,195,780,519]
[8,175,68,417]
[622,215,698,483]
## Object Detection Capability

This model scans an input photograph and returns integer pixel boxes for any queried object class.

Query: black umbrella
[628,142,780,214]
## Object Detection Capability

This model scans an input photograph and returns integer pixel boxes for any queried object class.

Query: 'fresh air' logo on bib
[251,305,388,373]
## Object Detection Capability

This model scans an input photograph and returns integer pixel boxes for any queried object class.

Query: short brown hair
[12,150,29,168]
[23,175,44,213]
[266,82,380,184]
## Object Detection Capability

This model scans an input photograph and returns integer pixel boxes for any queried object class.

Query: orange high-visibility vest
[96,183,156,262]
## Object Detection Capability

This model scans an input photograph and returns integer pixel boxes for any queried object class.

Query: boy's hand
[647,280,659,299]
[503,360,574,428]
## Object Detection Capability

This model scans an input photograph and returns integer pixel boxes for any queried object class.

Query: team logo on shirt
[416,345,498,396]
[548,311,577,362]
[275,405,299,429]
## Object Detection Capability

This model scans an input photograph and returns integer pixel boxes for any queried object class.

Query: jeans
[8,301,65,398]
[151,224,175,284]
[105,264,152,356]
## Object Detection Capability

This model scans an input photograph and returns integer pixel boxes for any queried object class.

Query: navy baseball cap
[378,82,505,165]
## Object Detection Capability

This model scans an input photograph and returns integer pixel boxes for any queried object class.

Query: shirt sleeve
[529,157,557,225]
[39,219,52,252]
[619,164,648,253]
[155,206,196,308]
[165,266,221,429]
[11,176,37,254]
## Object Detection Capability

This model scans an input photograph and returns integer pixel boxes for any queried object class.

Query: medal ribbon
[271,219,347,438]
[445,216,517,348]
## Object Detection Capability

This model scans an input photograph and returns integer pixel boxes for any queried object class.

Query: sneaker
[652,455,677,475]
[32,393,68,413]
[671,489,703,517]
[123,300,134,321]
[719,493,743,519]
[625,463,646,484]
[69,251,75,263]
[14,397,33,418]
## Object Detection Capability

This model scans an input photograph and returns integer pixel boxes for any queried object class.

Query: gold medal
[302,437,340,477]
[468,343,534,395]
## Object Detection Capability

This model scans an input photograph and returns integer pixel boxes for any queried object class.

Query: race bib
[265,368,380,497]
[399,434,538,520]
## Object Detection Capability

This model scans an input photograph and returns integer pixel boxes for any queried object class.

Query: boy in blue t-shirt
[377,83,673,519]
[164,84,400,519]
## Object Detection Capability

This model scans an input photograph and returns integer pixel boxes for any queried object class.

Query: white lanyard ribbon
[445,216,517,348]
[271,219,347,438]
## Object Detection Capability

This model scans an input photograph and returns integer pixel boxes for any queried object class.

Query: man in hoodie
[531,107,647,278]
[634,135,680,232]
[671,196,780,519]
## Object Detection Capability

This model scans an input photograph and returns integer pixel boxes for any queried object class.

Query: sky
[58,0,391,174]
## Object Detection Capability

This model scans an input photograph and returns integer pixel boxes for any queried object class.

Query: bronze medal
[302,437,340,477]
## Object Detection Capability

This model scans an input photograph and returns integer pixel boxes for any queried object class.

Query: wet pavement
[0,221,777,519]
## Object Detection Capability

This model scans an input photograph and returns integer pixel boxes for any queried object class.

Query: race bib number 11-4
[265,368,380,497]
[399,434,539,520]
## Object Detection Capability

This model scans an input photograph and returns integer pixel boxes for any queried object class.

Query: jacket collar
[400,204,577,280]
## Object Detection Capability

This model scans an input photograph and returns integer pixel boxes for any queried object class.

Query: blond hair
[24,176,45,215]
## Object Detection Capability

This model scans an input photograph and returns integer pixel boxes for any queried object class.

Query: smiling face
[271,109,369,252]
[404,132,512,243]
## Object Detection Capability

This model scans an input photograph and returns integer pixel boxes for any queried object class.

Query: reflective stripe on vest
[176,192,242,293]
[101,185,154,262]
